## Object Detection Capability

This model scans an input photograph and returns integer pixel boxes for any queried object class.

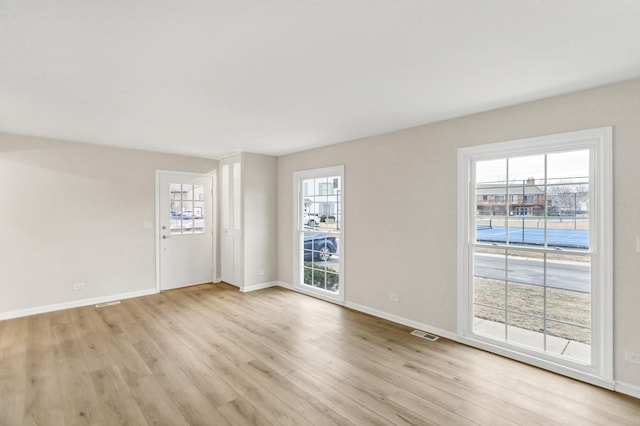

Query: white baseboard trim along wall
[614,381,640,399]
[2,280,637,400]
[343,300,459,342]
[276,281,639,400]
[240,281,278,293]
[0,288,158,321]
[275,281,457,341]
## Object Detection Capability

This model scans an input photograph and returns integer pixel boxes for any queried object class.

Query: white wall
[277,78,640,389]
[242,152,278,289]
[0,134,217,316]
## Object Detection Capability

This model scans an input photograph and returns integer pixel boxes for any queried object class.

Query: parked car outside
[304,231,337,261]
[171,210,203,219]
[303,213,320,226]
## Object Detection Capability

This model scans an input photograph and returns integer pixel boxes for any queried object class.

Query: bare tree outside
[547,182,589,216]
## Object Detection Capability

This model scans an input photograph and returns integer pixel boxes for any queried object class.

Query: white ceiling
[2,0,640,159]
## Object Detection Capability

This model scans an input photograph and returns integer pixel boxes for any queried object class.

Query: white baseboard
[273,282,638,399]
[276,281,293,290]
[275,281,457,340]
[276,281,345,304]
[241,281,278,293]
[456,334,615,390]
[345,298,617,391]
[615,381,640,399]
[0,288,158,321]
[344,301,459,342]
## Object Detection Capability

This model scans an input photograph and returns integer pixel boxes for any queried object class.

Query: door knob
[162,235,169,239]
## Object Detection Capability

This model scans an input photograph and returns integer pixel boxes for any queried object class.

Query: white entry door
[157,171,214,290]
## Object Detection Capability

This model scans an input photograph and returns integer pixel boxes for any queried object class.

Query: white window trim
[293,165,345,304]
[457,127,613,388]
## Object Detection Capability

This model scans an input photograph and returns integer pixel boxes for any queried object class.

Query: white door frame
[155,170,217,292]
[293,165,345,304]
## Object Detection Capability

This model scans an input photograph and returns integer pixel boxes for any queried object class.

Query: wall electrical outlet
[625,351,640,364]
[390,293,399,302]
[72,282,85,290]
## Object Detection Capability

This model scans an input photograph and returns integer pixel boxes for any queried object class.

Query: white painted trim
[455,126,613,159]
[291,177,298,296]
[344,301,459,342]
[276,281,627,395]
[224,281,241,289]
[277,280,457,340]
[456,147,471,338]
[155,170,217,292]
[277,281,346,305]
[298,285,345,305]
[292,165,345,304]
[219,155,244,287]
[456,126,614,386]
[457,336,614,390]
[240,281,278,293]
[0,289,158,321]
[217,152,242,161]
[155,170,162,292]
[597,126,614,383]
[155,169,215,177]
[276,281,293,290]
[615,381,640,399]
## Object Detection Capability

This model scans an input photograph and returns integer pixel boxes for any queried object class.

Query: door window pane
[169,183,205,235]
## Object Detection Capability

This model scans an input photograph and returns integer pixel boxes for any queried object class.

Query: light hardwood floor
[0,283,638,425]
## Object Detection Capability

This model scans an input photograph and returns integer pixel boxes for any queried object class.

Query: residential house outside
[476,178,548,217]
[303,176,342,224]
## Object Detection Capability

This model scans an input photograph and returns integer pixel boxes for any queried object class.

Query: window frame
[293,165,345,304]
[457,127,613,388]
[169,183,206,235]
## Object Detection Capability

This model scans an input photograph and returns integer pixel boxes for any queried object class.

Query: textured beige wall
[0,134,217,314]
[277,78,640,386]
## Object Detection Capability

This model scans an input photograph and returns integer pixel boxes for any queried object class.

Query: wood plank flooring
[1,283,638,425]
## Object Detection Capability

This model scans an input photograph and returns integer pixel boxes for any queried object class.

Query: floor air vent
[410,330,439,341]
[95,300,121,308]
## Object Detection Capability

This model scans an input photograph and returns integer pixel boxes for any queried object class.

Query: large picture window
[294,166,344,303]
[458,127,612,387]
